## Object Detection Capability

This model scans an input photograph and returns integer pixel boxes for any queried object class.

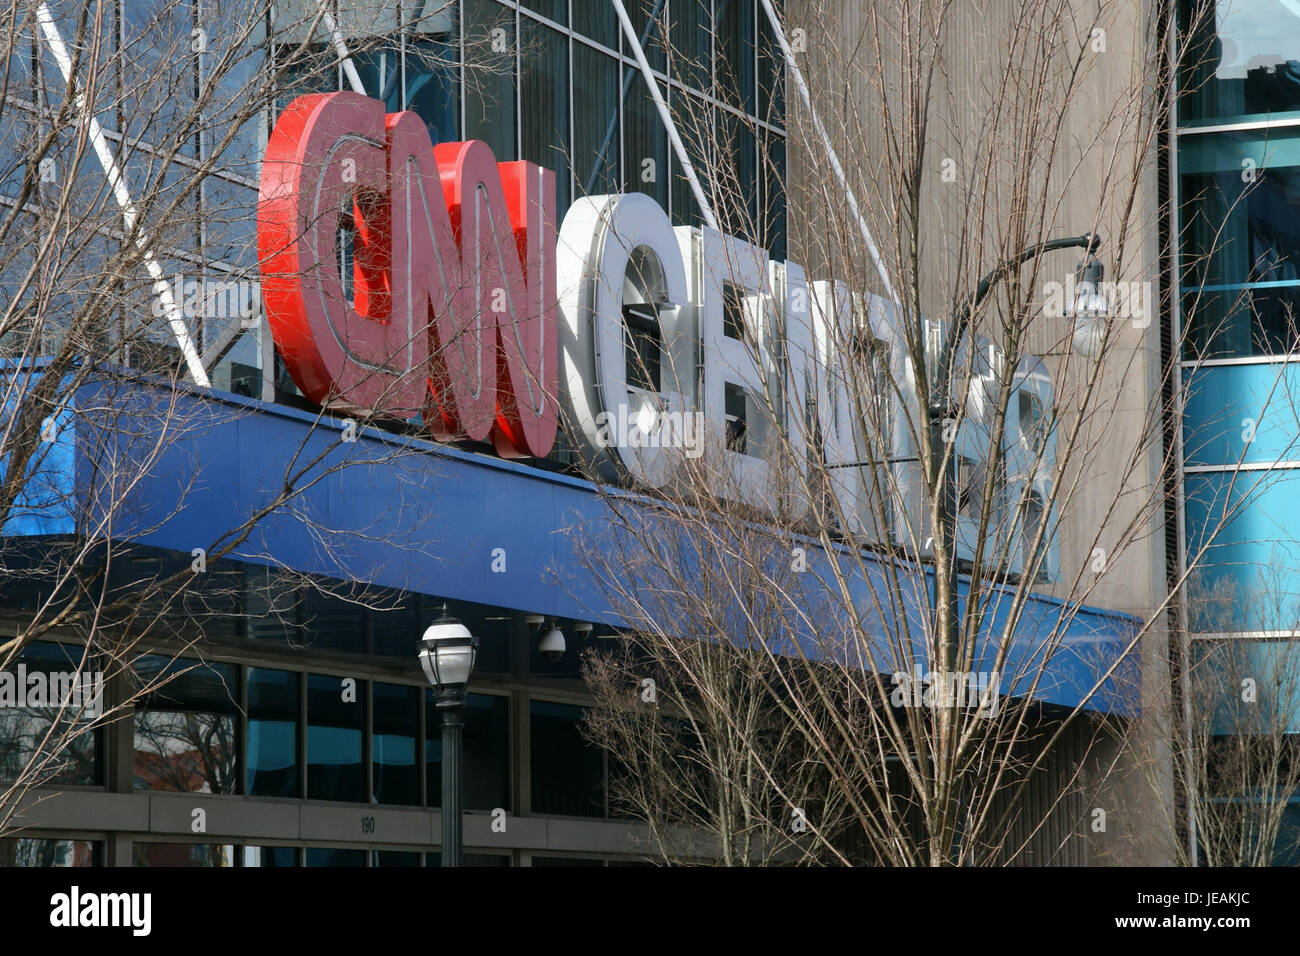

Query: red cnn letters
[258,92,558,458]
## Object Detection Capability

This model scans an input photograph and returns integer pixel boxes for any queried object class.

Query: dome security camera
[537,625,566,662]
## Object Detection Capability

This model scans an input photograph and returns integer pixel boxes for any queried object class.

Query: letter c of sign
[258,93,412,413]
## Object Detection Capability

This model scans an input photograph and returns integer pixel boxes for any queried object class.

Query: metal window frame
[1177,115,1300,136]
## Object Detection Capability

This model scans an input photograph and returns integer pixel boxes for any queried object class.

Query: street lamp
[418,606,478,867]
[1068,255,1110,358]
[926,233,1105,675]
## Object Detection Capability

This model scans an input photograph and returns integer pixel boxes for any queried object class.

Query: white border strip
[1189,630,1300,640]
[1184,461,1300,473]
[1177,116,1300,136]
[1182,354,1300,368]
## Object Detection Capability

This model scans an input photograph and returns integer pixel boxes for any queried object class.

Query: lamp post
[418,607,478,867]
[916,233,1108,865]
[926,233,1105,676]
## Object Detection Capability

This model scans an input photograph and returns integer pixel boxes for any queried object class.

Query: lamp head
[419,606,478,702]
[1069,256,1108,357]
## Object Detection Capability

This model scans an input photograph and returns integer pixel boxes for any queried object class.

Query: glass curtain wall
[1177,0,1300,636]
[4,2,787,400]
[1176,0,1300,866]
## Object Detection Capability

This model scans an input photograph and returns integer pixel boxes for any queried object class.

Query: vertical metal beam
[610,0,719,231]
[1164,0,1196,868]
[756,0,897,302]
[36,3,211,387]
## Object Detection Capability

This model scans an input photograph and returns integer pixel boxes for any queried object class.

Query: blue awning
[4,374,1142,715]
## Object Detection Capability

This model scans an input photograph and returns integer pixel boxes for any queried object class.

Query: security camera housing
[537,627,566,662]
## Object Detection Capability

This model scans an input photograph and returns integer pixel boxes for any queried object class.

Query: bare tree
[568,0,1238,865]
[0,0,482,834]
[1132,566,1300,867]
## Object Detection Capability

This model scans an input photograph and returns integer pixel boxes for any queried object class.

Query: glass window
[718,109,757,236]
[521,0,566,27]
[723,280,747,339]
[1191,642,1300,738]
[531,855,607,866]
[622,62,669,210]
[273,39,339,117]
[372,850,421,866]
[208,2,266,177]
[626,0,668,72]
[426,691,509,810]
[405,6,460,146]
[625,302,662,392]
[301,586,367,654]
[272,0,333,46]
[436,600,512,673]
[725,380,749,452]
[210,328,264,400]
[305,846,366,866]
[1184,469,1300,632]
[1022,492,1047,580]
[426,851,511,866]
[464,0,517,160]
[757,1,785,125]
[373,681,420,805]
[338,4,404,101]
[0,838,100,866]
[574,0,618,49]
[1182,362,1300,467]
[1179,129,1300,357]
[307,673,365,801]
[715,0,755,113]
[5,21,35,107]
[353,39,402,112]
[274,32,339,122]
[369,591,421,658]
[121,0,198,156]
[247,667,300,798]
[670,0,710,92]
[202,175,258,278]
[243,845,299,866]
[0,641,101,786]
[407,0,458,35]
[1274,804,1300,865]
[669,90,709,227]
[127,158,200,256]
[759,131,786,260]
[520,19,571,215]
[133,843,236,867]
[1178,0,1300,125]
[133,657,238,794]
[573,44,620,199]
[1019,390,1045,451]
[529,699,604,816]
[271,0,345,111]
[243,568,305,644]
[0,105,35,203]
